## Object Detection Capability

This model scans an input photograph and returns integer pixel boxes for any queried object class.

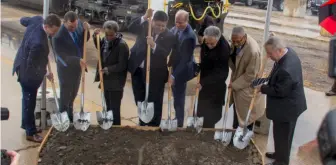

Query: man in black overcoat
[254,36,307,165]
[128,9,175,126]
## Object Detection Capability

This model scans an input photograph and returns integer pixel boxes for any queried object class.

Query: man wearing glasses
[228,26,266,142]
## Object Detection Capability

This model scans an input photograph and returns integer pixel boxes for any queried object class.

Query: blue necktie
[72,32,78,45]
[72,32,81,57]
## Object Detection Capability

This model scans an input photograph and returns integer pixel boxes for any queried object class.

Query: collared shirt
[139,16,158,68]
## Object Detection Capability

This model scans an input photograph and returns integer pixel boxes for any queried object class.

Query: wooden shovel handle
[190,57,202,115]
[81,29,88,95]
[168,67,172,101]
[47,62,57,97]
[145,19,152,84]
[96,35,104,92]
[242,47,269,125]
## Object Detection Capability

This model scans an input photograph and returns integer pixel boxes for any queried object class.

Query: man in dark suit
[168,10,196,127]
[255,36,307,165]
[52,11,90,123]
[128,9,175,126]
[12,14,61,142]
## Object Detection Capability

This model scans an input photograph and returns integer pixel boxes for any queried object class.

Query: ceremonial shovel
[214,86,233,145]
[159,67,178,132]
[186,72,204,133]
[73,29,91,131]
[95,35,113,130]
[47,62,70,132]
[137,17,154,124]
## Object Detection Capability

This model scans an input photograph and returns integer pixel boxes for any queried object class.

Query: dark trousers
[172,81,187,127]
[104,90,123,125]
[232,104,254,130]
[20,81,40,136]
[58,71,81,122]
[273,120,297,165]
[131,68,165,126]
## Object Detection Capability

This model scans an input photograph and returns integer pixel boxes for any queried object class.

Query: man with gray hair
[196,25,230,128]
[92,20,129,125]
[168,9,197,127]
[228,26,265,143]
[253,36,307,165]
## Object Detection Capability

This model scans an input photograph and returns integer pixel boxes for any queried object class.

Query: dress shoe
[26,134,43,143]
[265,152,276,159]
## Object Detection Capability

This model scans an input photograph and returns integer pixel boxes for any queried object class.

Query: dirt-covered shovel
[186,72,204,133]
[160,67,177,132]
[95,35,113,130]
[73,29,91,131]
[214,87,232,146]
[47,62,70,132]
[137,17,154,124]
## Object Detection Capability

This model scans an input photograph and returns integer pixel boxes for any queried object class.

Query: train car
[15,0,69,15]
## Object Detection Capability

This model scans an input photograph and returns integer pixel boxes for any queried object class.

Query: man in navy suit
[168,10,196,127]
[52,11,90,123]
[128,9,175,126]
[13,14,61,143]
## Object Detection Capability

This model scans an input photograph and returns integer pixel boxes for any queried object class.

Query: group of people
[13,7,307,165]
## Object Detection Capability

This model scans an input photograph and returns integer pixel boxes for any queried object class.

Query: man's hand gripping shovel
[73,29,91,131]
[160,67,178,131]
[137,9,154,124]
[95,35,113,130]
[47,62,70,132]
[186,72,204,133]
[214,84,233,146]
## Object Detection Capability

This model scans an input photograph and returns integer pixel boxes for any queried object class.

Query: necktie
[72,32,78,46]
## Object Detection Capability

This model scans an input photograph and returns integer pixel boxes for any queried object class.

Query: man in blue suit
[13,14,61,143]
[52,11,90,123]
[168,10,197,127]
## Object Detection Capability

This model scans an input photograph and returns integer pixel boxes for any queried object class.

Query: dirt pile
[39,126,262,165]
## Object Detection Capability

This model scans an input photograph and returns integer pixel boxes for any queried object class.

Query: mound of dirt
[39,126,262,165]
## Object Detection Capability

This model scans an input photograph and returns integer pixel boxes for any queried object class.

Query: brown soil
[38,127,262,165]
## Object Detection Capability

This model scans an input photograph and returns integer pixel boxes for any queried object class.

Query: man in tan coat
[228,26,266,136]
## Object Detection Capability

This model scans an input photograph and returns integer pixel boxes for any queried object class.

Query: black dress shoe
[265,152,276,159]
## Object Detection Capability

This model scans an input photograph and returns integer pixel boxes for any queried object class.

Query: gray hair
[231,26,245,36]
[103,20,119,32]
[264,36,286,50]
[204,26,221,40]
[175,9,189,22]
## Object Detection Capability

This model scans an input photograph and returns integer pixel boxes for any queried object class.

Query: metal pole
[41,0,50,130]
[263,0,273,43]
[263,0,274,153]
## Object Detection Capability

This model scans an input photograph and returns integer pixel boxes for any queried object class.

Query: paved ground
[1,2,336,165]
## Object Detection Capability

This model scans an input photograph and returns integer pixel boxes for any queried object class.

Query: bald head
[175,10,189,30]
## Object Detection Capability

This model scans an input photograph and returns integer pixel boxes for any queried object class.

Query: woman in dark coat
[92,20,129,125]
[196,26,230,128]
